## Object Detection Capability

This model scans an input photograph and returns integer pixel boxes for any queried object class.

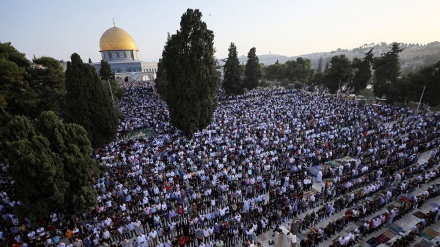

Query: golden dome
[99,26,138,51]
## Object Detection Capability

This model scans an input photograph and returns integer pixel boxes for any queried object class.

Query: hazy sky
[1,0,439,63]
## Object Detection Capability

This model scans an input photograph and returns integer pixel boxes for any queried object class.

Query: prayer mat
[303,191,314,199]
[366,237,381,247]
[382,230,396,239]
[297,232,306,241]
[399,195,412,203]
[387,205,395,210]
[344,225,355,232]
[311,188,320,194]
[414,239,434,247]
[376,234,390,243]
[387,223,404,234]
[420,231,434,241]
[355,220,366,227]
[424,228,439,238]
[387,201,402,210]
[429,203,439,209]
[413,211,426,219]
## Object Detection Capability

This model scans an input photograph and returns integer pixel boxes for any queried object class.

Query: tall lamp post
[107,79,115,104]
[416,82,427,112]
[337,78,341,97]
[416,68,438,112]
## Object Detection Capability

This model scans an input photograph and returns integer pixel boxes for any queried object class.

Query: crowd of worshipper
[293,166,440,247]
[1,81,440,247]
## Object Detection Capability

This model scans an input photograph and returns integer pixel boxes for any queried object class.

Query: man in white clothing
[137,233,146,247]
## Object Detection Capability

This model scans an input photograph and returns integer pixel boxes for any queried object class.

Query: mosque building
[92,23,157,81]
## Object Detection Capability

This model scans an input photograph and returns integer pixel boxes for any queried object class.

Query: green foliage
[0,42,30,118]
[157,9,218,137]
[405,61,440,106]
[244,47,261,90]
[262,57,312,84]
[1,112,100,217]
[1,115,36,143]
[325,55,353,94]
[280,80,290,87]
[293,81,303,89]
[385,80,405,104]
[324,61,330,74]
[222,42,244,95]
[263,63,283,81]
[317,57,323,73]
[285,58,312,82]
[312,72,326,86]
[0,43,66,119]
[108,80,123,101]
[155,59,168,100]
[259,80,272,88]
[372,43,404,98]
[349,49,373,94]
[28,56,66,115]
[5,134,68,218]
[359,88,375,99]
[285,84,295,90]
[99,59,114,81]
[0,42,30,68]
[65,53,119,148]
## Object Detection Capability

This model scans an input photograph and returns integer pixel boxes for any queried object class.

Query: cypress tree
[244,47,261,90]
[158,9,218,137]
[222,42,244,95]
[65,53,118,148]
[99,59,114,81]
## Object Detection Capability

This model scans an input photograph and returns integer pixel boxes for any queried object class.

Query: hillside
[220,41,440,75]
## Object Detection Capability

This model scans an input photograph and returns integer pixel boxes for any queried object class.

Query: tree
[65,53,119,148]
[244,47,261,90]
[325,55,352,94]
[1,112,101,217]
[99,59,114,81]
[222,42,244,95]
[312,72,326,86]
[263,63,282,81]
[99,59,122,102]
[88,58,92,64]
[372,43,404,98]
[0,43,67,121]
[284,58,312,83]
[155,59,168,100]
[405,61,440,106]
[324,60,330,74]
[157,9,218,137]
[350,49,373,94]
[316,57,323,73]
[28,56,66,115]
[0,42,31,119]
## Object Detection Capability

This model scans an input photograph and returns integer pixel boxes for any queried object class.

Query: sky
[1,0,440,63]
